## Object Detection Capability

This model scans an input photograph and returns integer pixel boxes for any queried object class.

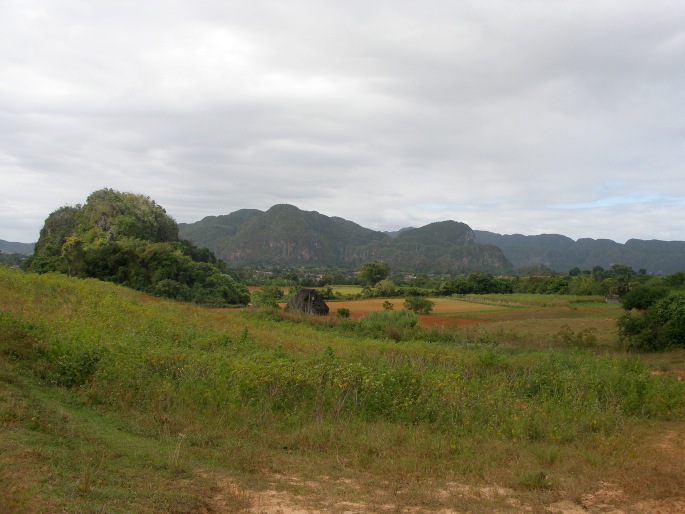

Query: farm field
[324,294,623,350]
[2,268,685,513]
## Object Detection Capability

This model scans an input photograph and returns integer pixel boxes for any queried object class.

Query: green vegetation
[403,295,435,314]
[2,266,684,511]
[250,284,284,308]
[619,292,685,351]
[359,260,390,286]
[179,205,511,272]
[24,189,249,306]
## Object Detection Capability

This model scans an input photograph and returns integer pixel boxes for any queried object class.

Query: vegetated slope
[475,231,685,274]
[2,267,685,512]
[24,188,249,306]
[0,239,34,255]
[180,205,512,273]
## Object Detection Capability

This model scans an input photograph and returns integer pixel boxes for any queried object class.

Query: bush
[620,285,667,311]
[336,308,350,318]
[403,296,435,314]
[619,293,685,351]
[252,285,284,308]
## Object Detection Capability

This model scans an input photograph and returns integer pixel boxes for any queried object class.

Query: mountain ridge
[179,205,510,273]
[179,205,685,274]
[6,204,685,273]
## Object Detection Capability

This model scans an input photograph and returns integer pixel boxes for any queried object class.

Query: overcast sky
[2,1,684,244]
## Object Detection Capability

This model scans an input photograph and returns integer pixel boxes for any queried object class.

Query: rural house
[286,288,330,315]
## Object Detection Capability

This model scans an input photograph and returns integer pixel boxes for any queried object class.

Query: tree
[618,293,685,351]
[359,260,389,286]
[251,285,284,308]
[620,285,667,311]
[403,296,434,314]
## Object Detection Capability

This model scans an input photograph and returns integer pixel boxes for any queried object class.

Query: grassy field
[2,268,685,513]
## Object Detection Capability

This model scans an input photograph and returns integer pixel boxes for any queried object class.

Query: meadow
[1,267,684,513]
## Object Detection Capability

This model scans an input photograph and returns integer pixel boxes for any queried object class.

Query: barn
[286,288,330,315]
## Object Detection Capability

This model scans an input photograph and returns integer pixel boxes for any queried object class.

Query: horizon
[3,199,683,246]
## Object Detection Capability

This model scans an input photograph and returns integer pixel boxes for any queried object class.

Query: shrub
[336,308,350,318]
[252,285,284,308]
[619,293,685,351]
[620,285,667,311]
[403,296,434,314]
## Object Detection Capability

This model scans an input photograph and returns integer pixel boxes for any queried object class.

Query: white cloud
[1,0,684,244]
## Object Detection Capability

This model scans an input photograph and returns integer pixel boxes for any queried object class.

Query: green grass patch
[2,267,685,511]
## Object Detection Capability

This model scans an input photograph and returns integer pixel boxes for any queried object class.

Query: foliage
[1,267,685,510]
[23,188,249,306]
[439,272,513,295]
[620,285,668,311]
[334,309,421,341]
[619,293,685,351]
[359,260,390,286]
[403,295,435,314]
[336,307,351,318]
[3,267,683,435]
[251,284,284,308]
[0,253,27,267]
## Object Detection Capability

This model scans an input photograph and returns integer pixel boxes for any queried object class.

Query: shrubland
[2,265,685,512]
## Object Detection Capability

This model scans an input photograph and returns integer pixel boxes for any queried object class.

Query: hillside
[25,188,249,306]
[0,239,34,255]
[2,267,685,512]
[179,205,511,273]
[474,231,685,274]
[9,204,685,274]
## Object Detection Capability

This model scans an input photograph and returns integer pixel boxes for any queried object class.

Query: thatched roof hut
[286,288,329,315]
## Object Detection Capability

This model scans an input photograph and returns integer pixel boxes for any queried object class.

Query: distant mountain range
[473,231,685,274]
[0,240,34,256]
[5,205,685,274]
[178,204,685,274]
[178,204,509,273]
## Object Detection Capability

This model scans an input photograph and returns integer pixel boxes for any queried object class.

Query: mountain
[179,205,511,273]
[474,231,685,274]
[0,240,34,255]
[10,201,685,274]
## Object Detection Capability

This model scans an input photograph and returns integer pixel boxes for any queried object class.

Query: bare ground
[198,423,685,514]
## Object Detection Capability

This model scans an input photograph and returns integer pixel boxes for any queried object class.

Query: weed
[224,482,253,511]
[81,450,104,494]
[555,325,598,348]
[169,433,187,474]
[516,470,551,490]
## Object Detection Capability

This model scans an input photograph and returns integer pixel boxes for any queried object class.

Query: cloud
[1,0,684,245]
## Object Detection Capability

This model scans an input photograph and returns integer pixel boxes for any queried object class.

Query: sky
[1,1,684,244]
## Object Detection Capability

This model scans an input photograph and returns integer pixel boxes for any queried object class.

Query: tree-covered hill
[179,205,512,273]
[474,231,685,274]
[0,239,34,255]
[24,189,249,306]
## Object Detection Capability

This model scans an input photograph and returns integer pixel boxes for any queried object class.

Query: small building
[286,288,330,315]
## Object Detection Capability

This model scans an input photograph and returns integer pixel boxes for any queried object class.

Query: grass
[1,267,684,512]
